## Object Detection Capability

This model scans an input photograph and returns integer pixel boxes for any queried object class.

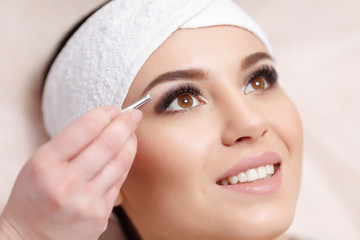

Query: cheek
[264,91,303,203]
[269,94,303,166]
[277,106,302,153]
[260,88,303,161]
[121,115,214,221]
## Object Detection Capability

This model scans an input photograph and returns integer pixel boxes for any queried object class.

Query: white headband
[42,0,272,137]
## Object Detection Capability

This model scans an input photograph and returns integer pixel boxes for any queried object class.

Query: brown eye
[168,93,201,111]
[245,76,269,93]
[251,77,266,90]
[177,94,193,108]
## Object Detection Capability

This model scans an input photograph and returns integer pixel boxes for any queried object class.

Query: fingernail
[131,110,143,124]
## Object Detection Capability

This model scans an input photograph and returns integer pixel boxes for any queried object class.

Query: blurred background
[1,0,359,239]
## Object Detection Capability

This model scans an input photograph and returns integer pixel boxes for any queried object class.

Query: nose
[220,94,268,146]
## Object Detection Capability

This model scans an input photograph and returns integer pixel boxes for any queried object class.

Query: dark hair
[42,2,141,239]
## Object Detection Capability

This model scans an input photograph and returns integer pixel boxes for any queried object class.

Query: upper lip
[216,151,282,182]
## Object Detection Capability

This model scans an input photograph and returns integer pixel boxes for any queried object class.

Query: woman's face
[121,26,303,240]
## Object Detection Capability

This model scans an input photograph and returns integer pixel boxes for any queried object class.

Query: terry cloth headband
[42,0,272,137]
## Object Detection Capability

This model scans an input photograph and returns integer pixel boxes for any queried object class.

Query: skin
[0,25,302,240]
[0,108,142,240]
[121,26,303,240]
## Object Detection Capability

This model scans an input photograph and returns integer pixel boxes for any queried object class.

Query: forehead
[125,26,268,102]
[140,26,266,74]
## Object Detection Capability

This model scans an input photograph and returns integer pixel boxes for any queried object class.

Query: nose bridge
[219,88,268,146]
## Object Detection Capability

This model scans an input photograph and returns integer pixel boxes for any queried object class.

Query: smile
[217,164,277,185]
[216,151,283,195]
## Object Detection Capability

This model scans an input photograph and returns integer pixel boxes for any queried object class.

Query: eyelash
[156,83,202,113]
[156,65,278,113]
[245,65,278,92]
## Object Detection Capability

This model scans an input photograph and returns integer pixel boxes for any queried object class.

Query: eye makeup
[156,83,202,113]
[155,64,278,113]
[244,65,278,93]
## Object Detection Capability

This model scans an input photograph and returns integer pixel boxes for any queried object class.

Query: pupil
[178,94,193,108]
[252,77,265,89]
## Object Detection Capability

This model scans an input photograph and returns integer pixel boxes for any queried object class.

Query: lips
[216,151,282,195]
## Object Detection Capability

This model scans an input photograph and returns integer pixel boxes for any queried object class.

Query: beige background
[1,1,359,239]
[235,1,360,239]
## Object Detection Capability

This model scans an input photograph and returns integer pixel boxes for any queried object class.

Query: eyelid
[153,65,277,113]
[155,83,203,113]
[167,94,203,112]
[243,65,278,93]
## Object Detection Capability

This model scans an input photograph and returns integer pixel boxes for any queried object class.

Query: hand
[0,106,142,240]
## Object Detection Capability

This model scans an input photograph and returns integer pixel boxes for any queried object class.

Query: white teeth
[246,169,258,182]
[266,164,274,175]
[237,172,248,183]
[219,164,276,185]
[257,166,267,178]
[228,175,239,185]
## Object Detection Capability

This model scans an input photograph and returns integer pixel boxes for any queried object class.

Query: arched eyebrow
[141,52,272,95]
[241,52,273,70]
[141,68,206,95]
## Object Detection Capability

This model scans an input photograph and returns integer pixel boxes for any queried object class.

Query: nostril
[236,136,252,142]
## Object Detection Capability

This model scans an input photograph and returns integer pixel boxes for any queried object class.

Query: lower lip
[218,165,282,195]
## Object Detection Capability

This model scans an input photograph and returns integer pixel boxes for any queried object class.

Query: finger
[90,133,137,196]
[69,110,142,180]
[105,180,125,207]
[41,106,121,162]
[114,188,125,206]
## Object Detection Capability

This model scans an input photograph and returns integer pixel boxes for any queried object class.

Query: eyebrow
[241,52,273,70]
[141,52,272,95]
[142,68,207,95]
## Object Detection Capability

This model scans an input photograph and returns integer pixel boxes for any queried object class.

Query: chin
[210,197,296,240]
